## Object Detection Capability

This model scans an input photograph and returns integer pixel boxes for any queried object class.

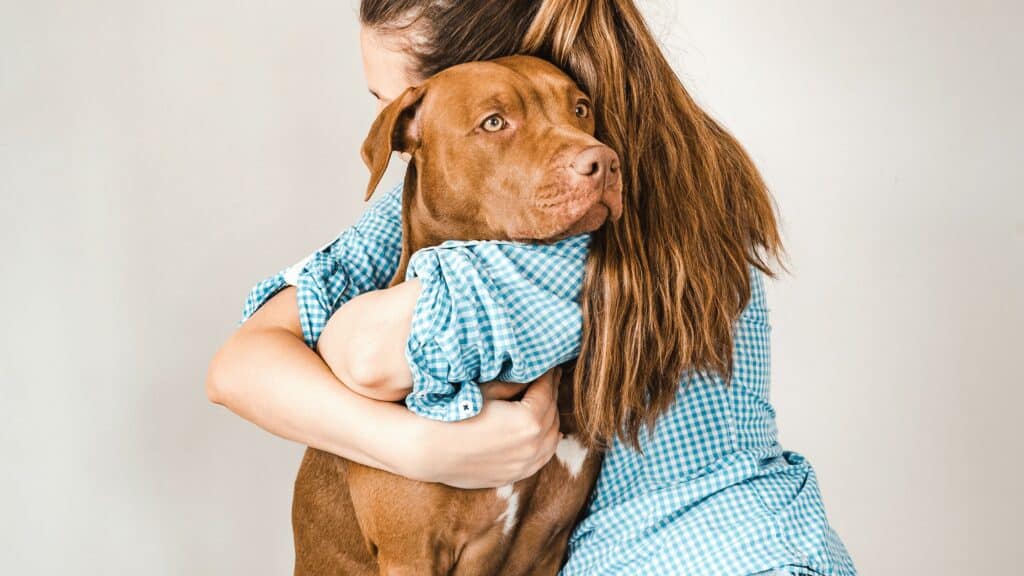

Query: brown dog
[292,55,622,576]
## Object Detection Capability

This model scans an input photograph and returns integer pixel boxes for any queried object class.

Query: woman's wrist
[378,409,477,486]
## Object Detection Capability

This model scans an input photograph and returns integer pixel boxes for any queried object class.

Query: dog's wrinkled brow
[475,95,512,115]
[456,90,525,128]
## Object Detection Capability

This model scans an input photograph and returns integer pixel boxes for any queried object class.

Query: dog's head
[361,55,623,246]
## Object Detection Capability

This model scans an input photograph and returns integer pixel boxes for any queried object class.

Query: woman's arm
[206,285,561,487]
[313,236,591,419]
[208,286,416,472]
[316,278,534,403]
[242,185,405,351]
[208,183,561,487]
[316,280,421,402]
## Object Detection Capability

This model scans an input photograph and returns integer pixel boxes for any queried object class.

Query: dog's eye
[575,102,590,118]
[481,114,506,132]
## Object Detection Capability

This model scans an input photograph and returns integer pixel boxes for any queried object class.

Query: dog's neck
[390,162,450,287]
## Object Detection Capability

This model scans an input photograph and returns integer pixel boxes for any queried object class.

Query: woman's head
[360,0,783,448]
[360,0,542,109]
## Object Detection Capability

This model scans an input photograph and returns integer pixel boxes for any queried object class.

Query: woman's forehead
[359,26,418,103]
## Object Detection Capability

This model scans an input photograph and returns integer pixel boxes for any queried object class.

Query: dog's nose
[570,145,619,181]
[567,145,623,222]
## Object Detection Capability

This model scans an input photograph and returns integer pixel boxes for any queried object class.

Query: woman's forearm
[209,285,563,489]
[206,288,425,476]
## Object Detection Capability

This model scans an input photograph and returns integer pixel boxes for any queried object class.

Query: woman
[206,0,856,574]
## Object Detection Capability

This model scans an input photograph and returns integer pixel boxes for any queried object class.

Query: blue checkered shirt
[240,183,856,575]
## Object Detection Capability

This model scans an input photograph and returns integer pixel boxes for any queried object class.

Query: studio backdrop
[1,1,1017,574]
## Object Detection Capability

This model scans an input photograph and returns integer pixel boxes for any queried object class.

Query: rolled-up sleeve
[402,235,590,421]
[239,183,403,349]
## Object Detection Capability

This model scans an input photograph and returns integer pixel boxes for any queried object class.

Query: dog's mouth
[495,145,624,242]
[557,203,613,238]
[538,176,624,240]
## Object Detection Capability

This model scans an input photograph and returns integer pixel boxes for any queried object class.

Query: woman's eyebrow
[369,89,397,106]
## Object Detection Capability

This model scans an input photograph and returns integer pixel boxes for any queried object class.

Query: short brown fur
[293,56,619,575]
[362,0,784,450]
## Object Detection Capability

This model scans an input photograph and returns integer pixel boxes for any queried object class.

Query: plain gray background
[1,1,1018,574]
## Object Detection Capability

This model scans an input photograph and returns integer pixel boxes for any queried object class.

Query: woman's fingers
[524,425,563,480]
[427,367,566,488]
[507,368,563,479]
[520,367,559,416]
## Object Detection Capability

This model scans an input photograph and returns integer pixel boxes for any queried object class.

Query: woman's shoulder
[740,265,770,325]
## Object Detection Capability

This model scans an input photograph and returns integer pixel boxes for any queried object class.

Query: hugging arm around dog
[232,186,853,575]
[207,0,856,574]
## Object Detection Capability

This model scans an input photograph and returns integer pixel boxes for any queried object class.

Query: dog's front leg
[292,448,377,576]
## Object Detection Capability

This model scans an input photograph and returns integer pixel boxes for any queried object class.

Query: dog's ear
[361,86,425,201]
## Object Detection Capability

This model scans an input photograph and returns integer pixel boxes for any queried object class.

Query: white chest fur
[554,434,588,478]
[493,435,590,536]
[495,484,519,535]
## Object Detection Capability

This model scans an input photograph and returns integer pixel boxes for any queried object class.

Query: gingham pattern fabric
[241,183,403,349]
[558,277,856,576]
[403,235,589,421]
[239,182,856,575]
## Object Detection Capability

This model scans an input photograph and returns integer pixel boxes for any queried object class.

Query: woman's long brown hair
[362,0,783,449]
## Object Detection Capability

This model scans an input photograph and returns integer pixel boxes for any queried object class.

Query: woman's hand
[400,368,563,489]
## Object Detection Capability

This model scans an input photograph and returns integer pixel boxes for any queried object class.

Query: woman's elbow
[327,345,409,402]
[205,340,241,407]
[318,309,412,401]
[347,383,407,402]
[205,349,229,406]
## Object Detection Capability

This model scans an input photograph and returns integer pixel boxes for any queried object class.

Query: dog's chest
[489,434,591,535]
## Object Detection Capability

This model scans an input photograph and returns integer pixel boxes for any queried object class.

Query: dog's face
[362,55,623,243]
